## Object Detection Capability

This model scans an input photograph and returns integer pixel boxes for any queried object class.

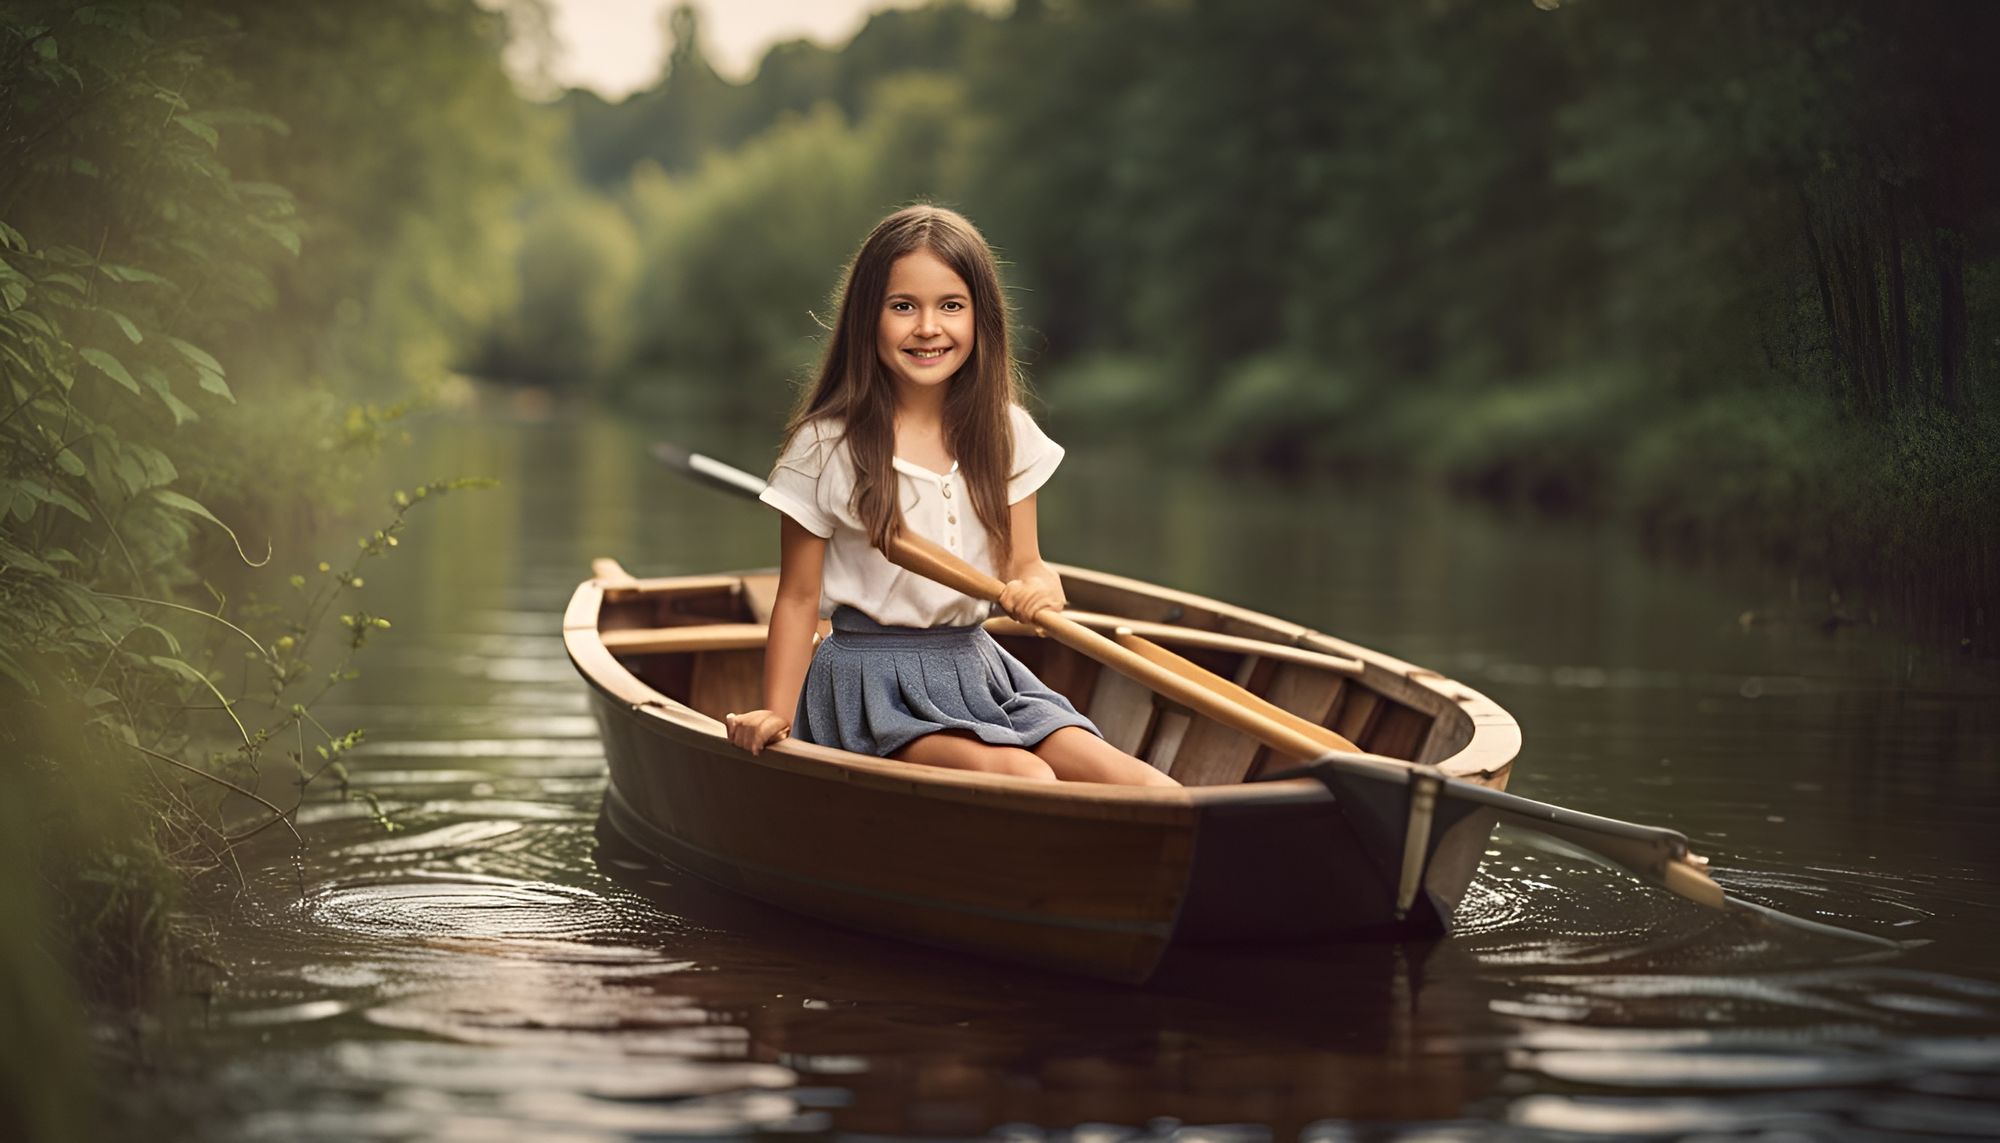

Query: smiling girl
[723,206,1178,787]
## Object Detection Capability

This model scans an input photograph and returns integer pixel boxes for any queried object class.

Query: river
[172,403,2000,1140]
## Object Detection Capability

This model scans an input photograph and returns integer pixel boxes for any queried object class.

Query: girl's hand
[724,710,791,755]
[998,576,1065,626]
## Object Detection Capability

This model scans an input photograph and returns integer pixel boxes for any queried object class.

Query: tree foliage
[563,1,991,185]
[1,6,534,1128]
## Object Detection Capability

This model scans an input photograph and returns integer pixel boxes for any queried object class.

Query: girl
[723,206,1178,788]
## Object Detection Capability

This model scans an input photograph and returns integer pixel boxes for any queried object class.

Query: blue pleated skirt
[793,606,1101,758]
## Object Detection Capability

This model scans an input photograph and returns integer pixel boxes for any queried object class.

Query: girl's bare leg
[1033,727,1181,787]
[893,730,1057,781]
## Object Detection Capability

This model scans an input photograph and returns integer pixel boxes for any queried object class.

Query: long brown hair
[780,205,1022,567]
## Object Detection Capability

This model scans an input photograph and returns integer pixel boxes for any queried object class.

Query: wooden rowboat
[567,558,1521,984]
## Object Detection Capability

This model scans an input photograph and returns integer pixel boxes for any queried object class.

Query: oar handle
[884,530,1009,602]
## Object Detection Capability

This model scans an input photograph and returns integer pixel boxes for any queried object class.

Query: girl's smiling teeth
[905,346,952,361]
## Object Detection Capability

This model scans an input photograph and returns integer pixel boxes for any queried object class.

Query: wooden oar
[880,529,1742,913]
[653,442,1915,944]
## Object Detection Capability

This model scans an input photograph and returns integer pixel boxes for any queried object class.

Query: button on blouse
[758,405,1065,628]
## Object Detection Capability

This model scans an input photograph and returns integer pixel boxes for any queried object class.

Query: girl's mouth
[904,347,952,361]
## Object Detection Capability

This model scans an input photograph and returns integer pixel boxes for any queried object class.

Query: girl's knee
[990,749,1057,781]
[1036,726,1180,787]
[895,733,1056,781]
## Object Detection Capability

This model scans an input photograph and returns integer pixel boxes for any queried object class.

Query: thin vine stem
[130,742,302,849]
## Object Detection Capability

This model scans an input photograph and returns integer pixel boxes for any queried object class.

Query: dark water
[181,405,2000,1140]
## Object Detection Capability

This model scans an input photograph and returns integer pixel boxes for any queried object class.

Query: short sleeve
[1007,404,1065,504]
[759,420,840,537]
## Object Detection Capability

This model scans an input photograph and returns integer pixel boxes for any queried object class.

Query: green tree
[476,184,640,387]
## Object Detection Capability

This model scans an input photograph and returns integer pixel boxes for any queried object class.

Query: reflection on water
[175,408,2000,1140]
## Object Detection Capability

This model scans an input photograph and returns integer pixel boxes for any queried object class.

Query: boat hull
[569,564,1519,983]
[593,692,1194,980]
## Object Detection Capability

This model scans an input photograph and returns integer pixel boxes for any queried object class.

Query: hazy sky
[524,0,931,99]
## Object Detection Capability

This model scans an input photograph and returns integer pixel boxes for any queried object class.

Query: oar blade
[650,442,770,500]
[1492,807,1727,910]
[1283,752,1730,911]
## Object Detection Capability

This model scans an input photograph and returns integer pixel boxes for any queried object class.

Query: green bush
[1206,352,1361,468]
[477,185,639,389]
[1413,369,1654,507]
[1038,353,1190,430]
[1,3,530,1135]
[1618,388,1842,544]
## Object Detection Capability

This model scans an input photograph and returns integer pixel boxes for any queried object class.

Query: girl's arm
[726,514,825,754]
[996,493,1067,624]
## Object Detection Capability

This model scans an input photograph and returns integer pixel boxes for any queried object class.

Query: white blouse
[757,404,1065,628]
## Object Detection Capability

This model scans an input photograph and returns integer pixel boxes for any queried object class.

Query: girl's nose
[917,309,942,336]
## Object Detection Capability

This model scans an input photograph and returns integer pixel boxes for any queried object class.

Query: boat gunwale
[566,563,1520,812]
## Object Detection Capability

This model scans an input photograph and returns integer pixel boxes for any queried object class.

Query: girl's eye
[889,301,914,313]
[942,301,965,312]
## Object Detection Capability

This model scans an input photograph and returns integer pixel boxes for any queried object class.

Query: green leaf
[1,281,23,311]
[55,449,85,476]
[173,115,218,148]
[105,309,142,343]
[137,365,195,422]
[196,368,233,402]
[99,264,170,286]
[19,477,90,521]
[12,310,56,338]
[0,536,58,575]
[165,336,223,375]
[160,390,199,425]
[150,489,268,566]
[137,364,173,398]
[204,109,291,136]
[45,271,87,294]
[33,37,56,62]
[0,343,39,380]
[250,217,301,256]
[111,449,148,495]
[135,622,182,656]
[0,220,25,251]
[0,651,39,696]
[147,655,212,687]
[127,443,178,489]
[80,347,140,394]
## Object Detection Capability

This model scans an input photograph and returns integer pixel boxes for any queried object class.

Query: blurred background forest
[2,0,1995,1136]
[484,0,1998,619]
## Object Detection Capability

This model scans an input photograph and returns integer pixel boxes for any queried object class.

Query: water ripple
[350,737,604,758]
[334,821,527,858]
[1523,1047,1906,1089]
[304,875,632,948]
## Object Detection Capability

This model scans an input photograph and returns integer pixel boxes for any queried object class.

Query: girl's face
[876,249,974,397]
